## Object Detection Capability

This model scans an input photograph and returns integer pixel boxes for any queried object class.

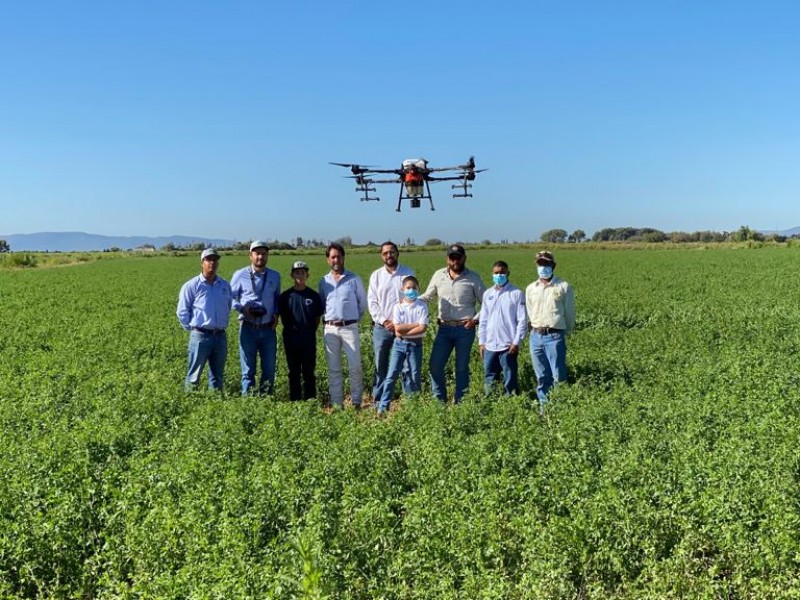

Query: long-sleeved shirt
[525,276,575,334]
[177,274,233,331]
[319,270,367,322]
[419,267,486,321]
[230,266,281,323]
[368,264,415,325]
[478,283,527,351]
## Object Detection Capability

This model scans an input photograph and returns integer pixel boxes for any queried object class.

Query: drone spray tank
[402,158,427,207]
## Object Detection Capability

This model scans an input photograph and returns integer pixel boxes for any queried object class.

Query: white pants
[323,323,363,407]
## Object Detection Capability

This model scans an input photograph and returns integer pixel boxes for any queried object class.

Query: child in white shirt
[377,275,428,415]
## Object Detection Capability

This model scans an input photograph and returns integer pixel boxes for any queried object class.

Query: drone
[330,156,487,211]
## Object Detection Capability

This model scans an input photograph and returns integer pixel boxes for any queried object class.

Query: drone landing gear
[396,181,435,212]
[452,182,473,198]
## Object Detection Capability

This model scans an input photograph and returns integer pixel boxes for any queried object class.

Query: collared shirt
[230,266,281,323]
[368,263,415,324]
[525,276,575,334]
[478,283,527,351]
[419,267,487,321]
[319,270,367,322]
[391,299,429,340]
[176,274,233,331]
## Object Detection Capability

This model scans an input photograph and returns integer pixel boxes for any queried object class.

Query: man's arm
[417,271,439,303]
[176,282,194,331]
[564,284,576,334]
[355,276,368,317]
[366,271,386,324]
[512,290,527,346]
[477,293,489,346]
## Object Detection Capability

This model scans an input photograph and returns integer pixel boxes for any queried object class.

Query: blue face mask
[492,273,508,286]
[537,265,554,279]
[403,289,419,301]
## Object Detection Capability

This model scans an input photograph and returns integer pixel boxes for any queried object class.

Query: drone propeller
[459,156,476,170]
[330,162,380,176]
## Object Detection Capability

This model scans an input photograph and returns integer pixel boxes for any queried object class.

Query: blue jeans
[483,349,519,396]
[530,331,567,405]
[239,323,277,395]
[429,324,476,403]
[378,338,422,413]
[372,324,411,400]
[185,329,227,391]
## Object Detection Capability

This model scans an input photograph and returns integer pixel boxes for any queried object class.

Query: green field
[2,247,800,598]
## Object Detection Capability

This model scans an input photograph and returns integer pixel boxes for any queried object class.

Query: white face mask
[537,265,554,279]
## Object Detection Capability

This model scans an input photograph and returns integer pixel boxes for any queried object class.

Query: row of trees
[540,226,786,244]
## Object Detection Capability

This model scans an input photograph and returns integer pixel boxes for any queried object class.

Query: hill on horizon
[0,231,235,252]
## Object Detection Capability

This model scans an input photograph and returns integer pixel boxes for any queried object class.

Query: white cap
[291,260,309,271]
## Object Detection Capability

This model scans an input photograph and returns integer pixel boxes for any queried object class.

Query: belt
[325,319,358,326]
[531,327,563,335]
[438,318,467,326]
[242,320,273,329]
[192,327,226,335]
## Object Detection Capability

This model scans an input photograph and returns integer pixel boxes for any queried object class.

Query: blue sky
[1,1,798,244]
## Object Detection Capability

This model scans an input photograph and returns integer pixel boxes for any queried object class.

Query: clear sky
[1,1,798,244]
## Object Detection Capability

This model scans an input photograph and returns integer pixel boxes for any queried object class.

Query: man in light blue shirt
[230,240,281,396]
[177,248,233,391]
[319,242,367,409]
[478,260,527,396]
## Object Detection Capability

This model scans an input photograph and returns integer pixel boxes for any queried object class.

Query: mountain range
[0,232,236,252]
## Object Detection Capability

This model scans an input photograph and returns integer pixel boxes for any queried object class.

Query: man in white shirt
[525,250,575,410]
[478,260,527,396]
[367,241,414,402]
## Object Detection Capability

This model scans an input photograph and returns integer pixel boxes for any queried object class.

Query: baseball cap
[447,244,466,257]
[291,260,309,271]
[535,250,555,264]
[201,248,220,260]
[249,240,269,252]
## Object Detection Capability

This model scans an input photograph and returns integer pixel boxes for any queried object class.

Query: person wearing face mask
[376,275,428,415]
[278,261,324,401]
[419,244,487,404]
[478,261,528,396]
[525,250,575,410]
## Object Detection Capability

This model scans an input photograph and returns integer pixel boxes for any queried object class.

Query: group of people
[176,241,575,413]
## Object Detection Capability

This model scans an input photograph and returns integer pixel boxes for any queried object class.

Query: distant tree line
[540,225,788,244]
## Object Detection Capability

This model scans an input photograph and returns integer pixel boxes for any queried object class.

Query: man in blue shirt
[176,248,233,391]
[230,240,281,396]
[319,242,367,409]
